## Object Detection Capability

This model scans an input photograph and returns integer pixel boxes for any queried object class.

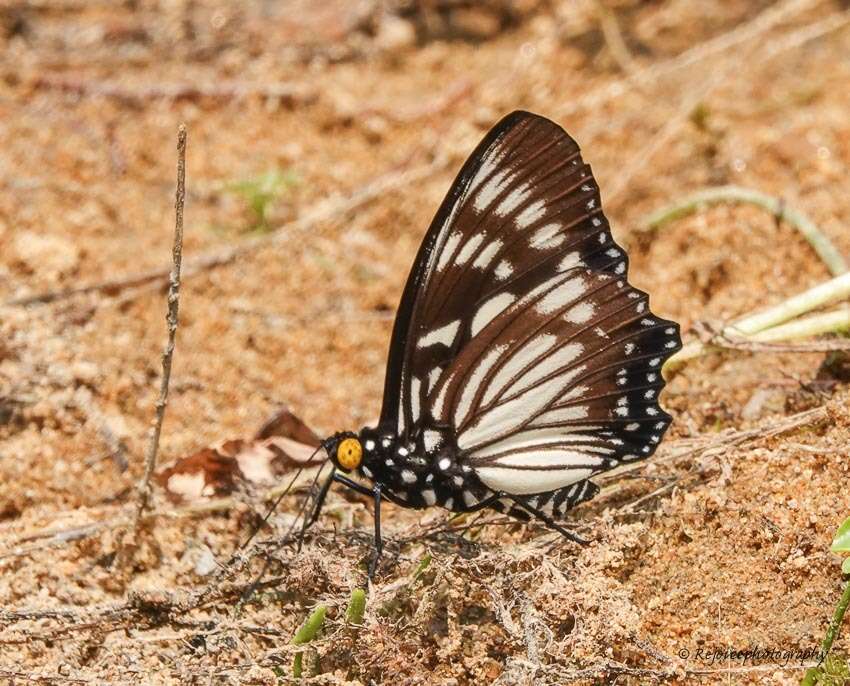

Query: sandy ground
[1,1,850,684]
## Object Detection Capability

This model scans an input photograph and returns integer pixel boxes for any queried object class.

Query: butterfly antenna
[290,460,333,552]
[237,446,328,605]
[236,444,322,552]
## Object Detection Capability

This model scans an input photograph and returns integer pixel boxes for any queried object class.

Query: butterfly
[303,111,682,575]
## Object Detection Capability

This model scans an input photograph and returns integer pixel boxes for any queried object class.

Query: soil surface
[1,1,850,684]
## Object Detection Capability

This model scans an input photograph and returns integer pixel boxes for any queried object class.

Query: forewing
[382,111,626,434]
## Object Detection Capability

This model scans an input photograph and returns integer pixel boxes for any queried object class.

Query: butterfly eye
[336,438,362,471]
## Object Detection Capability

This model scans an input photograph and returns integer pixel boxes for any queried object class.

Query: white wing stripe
[474,169,512,212]
[459,372,576,450]
[471,292,516,336]
[436,232,463,272]
[481,333,557,405]
[456,233,485,265]
[536,276,587,314]
[453,345,506,427]
[417,319,460,348]
[410,376,422,423]
[475,465,595,494]
[515,199,547,228]
[495,451,607,469]
[473,239,503,270]
[529,223,565,250]
[495,183,532,217]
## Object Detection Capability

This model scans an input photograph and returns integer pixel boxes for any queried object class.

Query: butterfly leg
[368,485,383,580]
[329,474,385,579]
[507,495,589,546]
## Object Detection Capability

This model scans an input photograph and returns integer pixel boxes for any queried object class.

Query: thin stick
[134,124,187,523]
[641,185,848,276]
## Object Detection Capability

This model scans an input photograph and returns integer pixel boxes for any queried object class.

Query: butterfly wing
[382,112,631,428]
[380,111,681,496]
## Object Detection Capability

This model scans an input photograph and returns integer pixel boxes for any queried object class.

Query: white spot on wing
[515,199,546,228]
[536,276,587,314]
[422,489,436,506]
[401,469,417,484]
[463,490,479,507]
[472,239,502,270]
[529,223,564,250]
[424,430,442,452]
[495,183,532,216]
[495,259,514,280]
[564,301,595,324]
[558,252,584,271]
[418,320,460,348]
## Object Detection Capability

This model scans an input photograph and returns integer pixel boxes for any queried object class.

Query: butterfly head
[324,431,362,472]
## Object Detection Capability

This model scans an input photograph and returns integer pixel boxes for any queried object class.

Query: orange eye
[337,438,362,470]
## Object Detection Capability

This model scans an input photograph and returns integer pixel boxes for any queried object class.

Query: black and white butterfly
[305,111,681,573]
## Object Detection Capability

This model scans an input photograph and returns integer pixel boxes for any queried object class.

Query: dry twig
[133,125,187,524]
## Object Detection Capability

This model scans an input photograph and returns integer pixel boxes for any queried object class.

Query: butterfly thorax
[354,426,490,511]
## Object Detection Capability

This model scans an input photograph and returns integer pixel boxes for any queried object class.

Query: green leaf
[843,557,850,576]
[831,516,850,554]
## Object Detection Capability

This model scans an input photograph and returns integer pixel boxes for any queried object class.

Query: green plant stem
[642,185,848,276]
[665,273,850,373]
[821,579,850,661]
[345,589,367,625]
[292,652,303,678]
[292,605,327,645]
[411,554,432,583]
